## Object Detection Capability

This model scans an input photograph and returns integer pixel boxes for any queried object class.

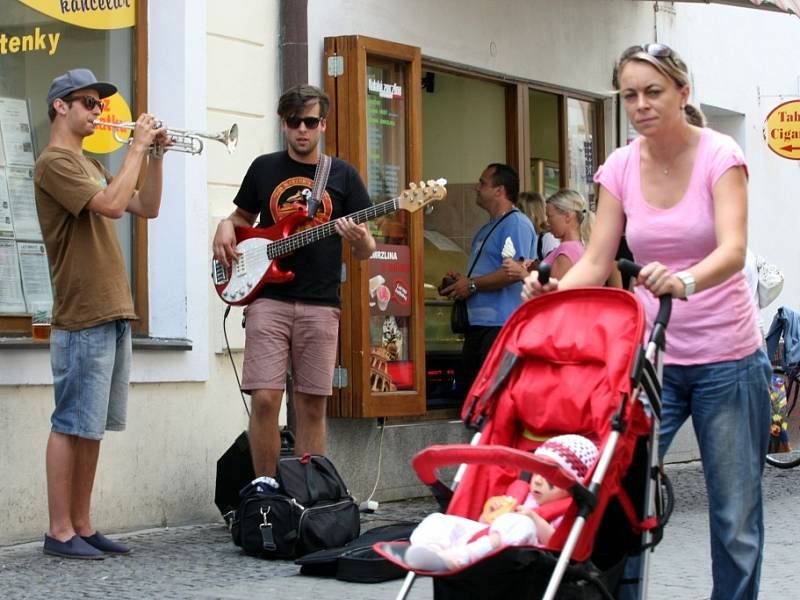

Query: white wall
[307,0,652,95]
[668,3,800,330]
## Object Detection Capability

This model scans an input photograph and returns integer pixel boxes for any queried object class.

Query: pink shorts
[241,298,341,396]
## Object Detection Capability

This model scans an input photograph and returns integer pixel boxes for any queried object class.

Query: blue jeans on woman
[658,348,771,600]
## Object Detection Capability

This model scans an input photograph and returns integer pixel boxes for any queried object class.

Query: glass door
[324,35,425,417]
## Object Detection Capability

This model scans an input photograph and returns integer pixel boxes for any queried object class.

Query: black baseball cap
[46,68,117,108]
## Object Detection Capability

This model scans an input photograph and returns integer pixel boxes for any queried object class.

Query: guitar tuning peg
[409,181,418,190]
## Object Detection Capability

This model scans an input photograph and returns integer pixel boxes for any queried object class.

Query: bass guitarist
[212,84,375,478]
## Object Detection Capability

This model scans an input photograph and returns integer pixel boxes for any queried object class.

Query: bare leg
[46,432,77,541]
[249,389,283,476]
[293,391,327,456]
[71,438,101,537]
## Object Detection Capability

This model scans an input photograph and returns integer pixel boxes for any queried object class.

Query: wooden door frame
[324,35,425,417]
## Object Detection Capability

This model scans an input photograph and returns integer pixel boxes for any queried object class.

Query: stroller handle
[617,259,672,331]
[537,263,551,285]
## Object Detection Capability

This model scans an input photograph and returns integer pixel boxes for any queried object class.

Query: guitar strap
[307,153,332,219]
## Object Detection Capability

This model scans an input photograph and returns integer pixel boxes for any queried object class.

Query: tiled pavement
[2,461,798,599]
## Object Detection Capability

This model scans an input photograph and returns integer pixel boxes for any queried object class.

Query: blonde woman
[539,189,594,280]
[519,191,559,260]
[522,44,769,600]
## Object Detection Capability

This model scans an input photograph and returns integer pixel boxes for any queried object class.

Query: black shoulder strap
[307,154,332,219]
[466,209,516,277]
[536,234,544,261]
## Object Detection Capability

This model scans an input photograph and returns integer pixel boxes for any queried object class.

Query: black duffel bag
[231,454,360,559]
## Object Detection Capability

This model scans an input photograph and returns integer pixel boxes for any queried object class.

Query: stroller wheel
[766,450,800,469]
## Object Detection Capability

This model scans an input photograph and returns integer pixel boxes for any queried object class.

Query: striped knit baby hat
[535,434,599,481]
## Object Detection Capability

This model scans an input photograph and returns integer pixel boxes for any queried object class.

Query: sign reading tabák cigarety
[764,99,800,161]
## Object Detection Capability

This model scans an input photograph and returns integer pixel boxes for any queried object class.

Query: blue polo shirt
[466,209,536,327]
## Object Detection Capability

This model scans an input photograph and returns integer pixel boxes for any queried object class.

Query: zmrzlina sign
[764,99,800,161]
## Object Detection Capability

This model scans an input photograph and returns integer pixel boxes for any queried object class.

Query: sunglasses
[621,43,675,61]
[63,95,105,112]
[284,116,322,129]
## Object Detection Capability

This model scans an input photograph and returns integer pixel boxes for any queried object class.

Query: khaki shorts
[241,298,341,396]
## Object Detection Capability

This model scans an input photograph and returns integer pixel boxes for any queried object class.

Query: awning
[638,0,800,17]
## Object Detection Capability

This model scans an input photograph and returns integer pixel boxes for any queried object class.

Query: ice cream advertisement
[368,243,411,317]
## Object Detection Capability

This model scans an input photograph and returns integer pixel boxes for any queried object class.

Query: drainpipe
[280,0,308,92]
[279,0,308,439]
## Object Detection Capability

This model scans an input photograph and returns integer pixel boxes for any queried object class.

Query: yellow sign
[0,27,61,56]
[83,92,132,154]
[17,0,135,30]
[764,100,800,161]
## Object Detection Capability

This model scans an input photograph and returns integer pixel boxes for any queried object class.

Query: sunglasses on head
[284,116,322,129]
[63,95,105,112]
[622,43,674,61]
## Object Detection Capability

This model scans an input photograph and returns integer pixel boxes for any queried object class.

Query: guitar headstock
[397,178,447,213]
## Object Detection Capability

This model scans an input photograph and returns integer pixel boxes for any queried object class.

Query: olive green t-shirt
[34,146,136,330]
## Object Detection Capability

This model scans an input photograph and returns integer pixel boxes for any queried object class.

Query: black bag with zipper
[231,454,360,559]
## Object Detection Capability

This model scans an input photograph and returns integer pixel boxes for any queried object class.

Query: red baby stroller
[376,262,673,599]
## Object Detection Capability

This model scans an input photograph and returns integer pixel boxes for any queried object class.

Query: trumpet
[92,120,238,157]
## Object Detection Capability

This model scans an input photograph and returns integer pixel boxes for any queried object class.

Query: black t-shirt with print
[233,150,371,306]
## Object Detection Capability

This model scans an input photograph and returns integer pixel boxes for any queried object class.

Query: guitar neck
[267,197,400,258]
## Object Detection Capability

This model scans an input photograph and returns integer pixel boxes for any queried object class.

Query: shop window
[567,97,598,209]
[365,58,413,394]
[529,90,562,198]
[421,70,508,408]
[0,0,142,335]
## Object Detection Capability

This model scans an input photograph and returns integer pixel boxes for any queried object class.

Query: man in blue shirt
[441,163,536,393]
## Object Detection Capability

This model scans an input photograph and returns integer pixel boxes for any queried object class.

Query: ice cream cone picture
[376,284,391,311]
[368,274,385,308]
[502,236,516,259]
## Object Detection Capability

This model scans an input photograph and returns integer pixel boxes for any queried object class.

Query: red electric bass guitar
[212,179,447,306]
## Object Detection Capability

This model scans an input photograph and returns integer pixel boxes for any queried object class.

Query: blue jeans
[658,349,771,600]
[50,320,132,440]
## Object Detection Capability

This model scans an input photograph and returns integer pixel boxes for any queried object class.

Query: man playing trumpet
[33,68,168,559]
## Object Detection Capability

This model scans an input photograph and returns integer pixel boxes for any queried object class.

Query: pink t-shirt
[542,240,584,268]
[594,128,761,365]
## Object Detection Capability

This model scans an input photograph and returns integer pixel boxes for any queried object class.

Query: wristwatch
[675,271,696,298]
[467,278,478,295]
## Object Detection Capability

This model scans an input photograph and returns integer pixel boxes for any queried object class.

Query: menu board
[18,242,53,309]
[366,67,405,201]
[0,168,13,238]
[0,97,51,315]
[6,166,41,241]
[0,97,35,167]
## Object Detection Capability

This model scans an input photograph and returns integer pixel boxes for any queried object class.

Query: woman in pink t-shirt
[521,45,770,600]
[541,189,593,280]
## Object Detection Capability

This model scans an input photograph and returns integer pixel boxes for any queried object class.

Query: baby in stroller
[405,434,598,572]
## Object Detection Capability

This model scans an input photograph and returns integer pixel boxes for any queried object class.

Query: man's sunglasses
[284,116,322,129]
[63,95,105,112]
